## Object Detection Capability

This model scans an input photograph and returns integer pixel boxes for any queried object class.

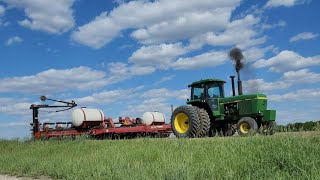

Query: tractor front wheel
[266,121,276,135]
[237,117,258,136]
[171,106,200,138]
[259,121,277,135]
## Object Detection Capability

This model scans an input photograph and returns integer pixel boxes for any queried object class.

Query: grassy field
[1,131,320,180]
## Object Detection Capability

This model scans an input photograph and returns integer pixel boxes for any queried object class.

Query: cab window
[192,85,205,100]
[207,83,224,98]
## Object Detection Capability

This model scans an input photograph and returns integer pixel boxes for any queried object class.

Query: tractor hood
[219,94,267,103]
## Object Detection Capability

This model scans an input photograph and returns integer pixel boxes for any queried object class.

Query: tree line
[276,121,320,132]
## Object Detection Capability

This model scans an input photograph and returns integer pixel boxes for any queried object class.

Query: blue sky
[0,0,319,139]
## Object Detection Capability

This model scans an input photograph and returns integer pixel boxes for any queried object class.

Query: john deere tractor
[171,48,276,138]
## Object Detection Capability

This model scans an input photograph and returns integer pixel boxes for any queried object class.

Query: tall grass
[0,131,320,180]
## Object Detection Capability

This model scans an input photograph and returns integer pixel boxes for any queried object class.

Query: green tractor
[171,48,276,138]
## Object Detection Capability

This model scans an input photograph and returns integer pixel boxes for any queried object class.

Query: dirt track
[0,175,50,180]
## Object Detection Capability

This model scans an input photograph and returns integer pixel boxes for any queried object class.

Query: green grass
[1,131,320,180]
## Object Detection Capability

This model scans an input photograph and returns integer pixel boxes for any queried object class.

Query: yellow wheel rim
[240,122,250,134]
[174,113,189,133]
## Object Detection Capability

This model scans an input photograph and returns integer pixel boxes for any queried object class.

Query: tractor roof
[189,78,226,87]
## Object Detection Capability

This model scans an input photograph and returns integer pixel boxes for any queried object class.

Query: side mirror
[187,99,189,101]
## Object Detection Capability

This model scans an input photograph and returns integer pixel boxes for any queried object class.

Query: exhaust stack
[229,47,244,96]
[230,76,236,96]
[236,69,243,95]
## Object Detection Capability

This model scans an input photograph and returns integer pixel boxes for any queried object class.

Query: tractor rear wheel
[196,107,210,138]
[171,106,200,138]
[237,117,258,136]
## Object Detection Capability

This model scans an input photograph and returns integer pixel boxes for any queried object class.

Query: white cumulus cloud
[142,88,189,100]
[0,64,155,95]
[0,97,32,115]
[122,98,171,118]
[5,0,75,34]
[0,5,7,27]
[129,43,187,69]
[130,6,233,44]
[154,75,175,85]
[6,36,23,46]
[105,62,156,84]
[253,50,320,72]
[0,5,5,16]
[269,89,320,101]
[265,0,305,8]
[75,86,144,105]
[71,0,242,48]
[171,51,227,70]
[244,69,320,93]
[243,45,278,62]
[289,32,319,42]
[244,79,290,93]
[0,66,108,94]
[191,15,265,49]
[282,69,320,84]
[71,12,121,49]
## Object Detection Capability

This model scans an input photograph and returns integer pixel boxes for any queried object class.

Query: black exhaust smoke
[229,47,244,95]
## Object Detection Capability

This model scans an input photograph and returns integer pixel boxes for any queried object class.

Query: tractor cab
[188,79,225,101]
[187,79,225,115]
